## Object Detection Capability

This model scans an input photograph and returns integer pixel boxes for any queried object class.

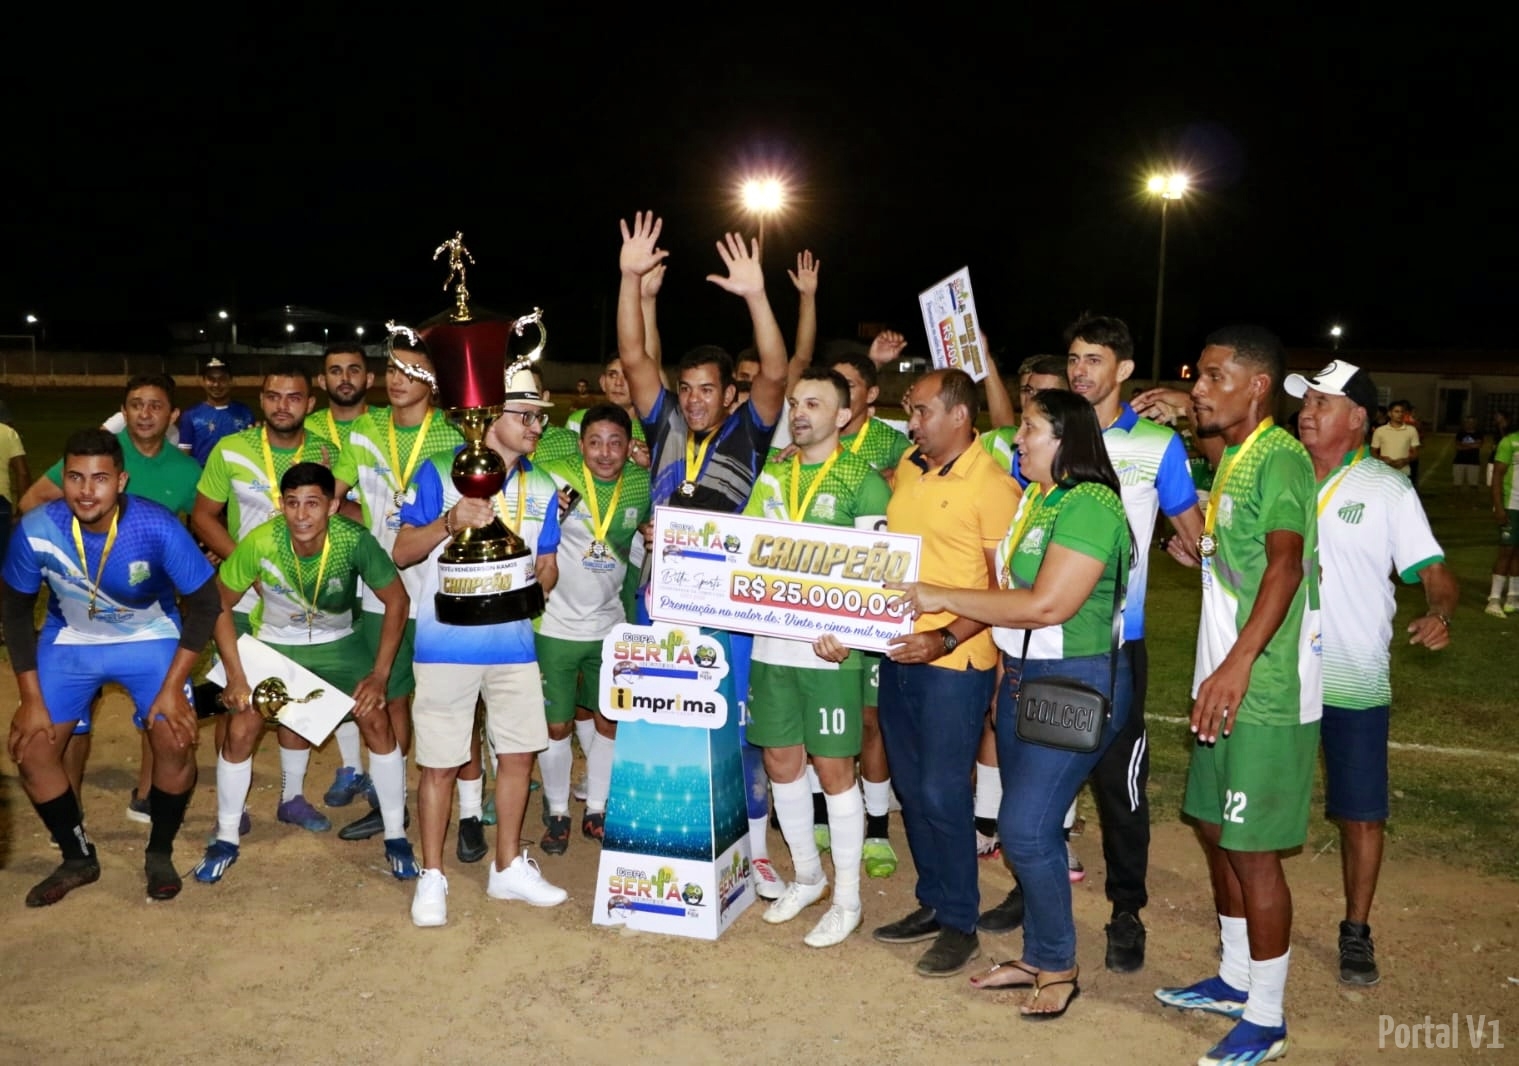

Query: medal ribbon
[259,428,286,510]
[684,429,717,489]
[788,449,842,521]
[999,485,1045,586]
[71,508,120,619]
[493,464,529,531]
[290,530,332,639]
[1202,419,1275,545]
[1316,446,1367,519]
[324,409,341,445]
[386,409,435,503]
[580,462,625,545]
[848,420,870,455]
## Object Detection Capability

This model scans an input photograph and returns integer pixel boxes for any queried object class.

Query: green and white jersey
[532,423,582,465]
[1191,422,1322,727]
[743,449,891,670]
[1317,447,1443,709]
[992,483,1129,660]
[979,426,1018,473]
[219,515,397,646]
[566,407,647,442]
[198,427,338,614]
[1497,432,1519,509]
[331,408,463,613]
[314,408,364,451]
[840,418,911,474]
[538,458,651,640]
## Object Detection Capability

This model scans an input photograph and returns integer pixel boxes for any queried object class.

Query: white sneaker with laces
[488,848,568,907]
[803,903,862,947]
[411,869,448,927]
[763,877,829,924]
[751,857,786,901]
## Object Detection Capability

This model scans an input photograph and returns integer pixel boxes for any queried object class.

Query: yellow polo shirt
[889,437,1021,670]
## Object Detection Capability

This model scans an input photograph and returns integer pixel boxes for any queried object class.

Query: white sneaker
[751,857,786,901]
[487,847,568,907]
[803,903,862,948]
[1486,598,1508,619]
[411,869,448,927]
[571,774,589,802]
[763,877,829,924]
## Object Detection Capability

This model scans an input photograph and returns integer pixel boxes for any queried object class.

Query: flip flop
[1020,974,1081,1021]
[969,958,1038,990]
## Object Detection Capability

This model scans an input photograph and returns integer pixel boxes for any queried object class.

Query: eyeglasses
[503,409,550,428]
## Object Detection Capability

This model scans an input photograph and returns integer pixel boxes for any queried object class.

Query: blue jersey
[4,495,214,646]
[179,401,256,465]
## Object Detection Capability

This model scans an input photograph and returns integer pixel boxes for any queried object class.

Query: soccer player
[1486,421,1519,617]
[743,368,890,946]
[396,365,567,927]
[315,343,374,448]
[178,358,255,465]
[536,404,651,849]
[4,429,224,904]
[191,462,416,884]
[1152,326,1320,1066]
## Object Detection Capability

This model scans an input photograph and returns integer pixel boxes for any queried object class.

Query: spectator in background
[1370,400,1419,480]
[178,358,255,464]
[1453,416,1483,498]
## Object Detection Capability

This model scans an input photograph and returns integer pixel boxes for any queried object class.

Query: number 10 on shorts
[817,707,847,735]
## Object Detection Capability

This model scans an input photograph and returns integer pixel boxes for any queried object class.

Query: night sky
[5,16,1512,373]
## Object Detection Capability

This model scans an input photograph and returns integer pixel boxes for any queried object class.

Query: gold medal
[1197,533,1217,558]
[393,490,407,510]
[679,481,697,498]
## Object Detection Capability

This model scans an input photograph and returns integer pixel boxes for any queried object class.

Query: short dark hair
[819,350,878,390]
[1029,388,1122,496]
[264,359,313,389]
[125,373,176,405]
[323,342,367,363]
[797,366,851,410]
[1204,325,1286,393]
[580,403,632,438]
[1024,355,1070,387]
[64,427,125,470]
[934,368,980,425]
[280,461,335,497]
[1064,313,1135,364]
[679,345,734,389]
[1391,398,1411,410]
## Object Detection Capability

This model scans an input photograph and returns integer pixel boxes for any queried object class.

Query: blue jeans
[877,658,995,934]
[997,650,1132,971]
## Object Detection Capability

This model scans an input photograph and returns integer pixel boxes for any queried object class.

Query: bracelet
[1431,612,1450,628]
[442,508,455,536]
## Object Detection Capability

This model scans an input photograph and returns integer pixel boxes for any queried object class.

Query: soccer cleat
[1067,842,1085,883]
[384,838,420,880]
[976,829,1001,860]
[581,811,606,843]
[1155,975,1249,1018]
[1338,920,1380,985]
[1506,599,1519,614]
[804,903,862,948]
[338,804,408,841]
[191,840,240,884]
[487,848,568,907]
[25,854,101,907]
[750,857,786,901]
[126,788,152,825]
[862,837,898,878]
[456,817,488,863]
[411,869,448,927]
[762,877,829,924]
[1485,598,1508,619]
[540,814,572,856]
[276,796,331,833]
[324,768,371,808]
[1197,1019,1288,1066]
[145,851,182,900]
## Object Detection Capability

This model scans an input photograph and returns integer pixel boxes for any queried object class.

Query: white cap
[1284,360,1377,413]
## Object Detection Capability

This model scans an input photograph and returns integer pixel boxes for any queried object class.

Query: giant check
[648,507,921,652]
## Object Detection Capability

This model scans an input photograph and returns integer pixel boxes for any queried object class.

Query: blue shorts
[42,638,191,732]
[1320,704,1389,822]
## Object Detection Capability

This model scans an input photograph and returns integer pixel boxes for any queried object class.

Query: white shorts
[1454,463,1481,487]
[412,661,548,768]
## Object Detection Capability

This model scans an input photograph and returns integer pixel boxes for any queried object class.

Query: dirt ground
[1,688,1515,1066]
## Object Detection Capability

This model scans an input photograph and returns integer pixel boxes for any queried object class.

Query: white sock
[574,717,596,756]
[334,720,363,772]
[217,755,253,844]
[368,748,406,839]
[279,747,310,802]
[748,817,772,862]
[861,777,891,819]
[974,761,1002,820]
[805,763,823,796]
[1063,796,1078,831]
[457,775,484,821]
[1509,576,1519,600]
[1219,915,1252,991]
[1241,950,1290,1028]
[825,786,865,912]
[586,734,614,814]
[1491,574,1507,599]
[772,776,824,885]
[539,736,573,816]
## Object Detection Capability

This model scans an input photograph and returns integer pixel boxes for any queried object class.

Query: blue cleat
[1197,1019,1288,1065]
[277,796,332,832]
[1154,975,1248,1019]
[192,840,240,884]
[384,838,420,880]
[324,768,371,808]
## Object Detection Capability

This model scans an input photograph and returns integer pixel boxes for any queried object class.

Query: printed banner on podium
[592,623,755,940]
[919,266,988,381]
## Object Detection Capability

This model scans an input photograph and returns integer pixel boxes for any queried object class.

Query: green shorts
[863,651,881,705]
[747,660,865,758]
[233,611,252,638]
[359,612,417,701]
[536,632,602,723]
[1505,509,1519,546]
[1183,719,1321,851]
[269,633,373,700]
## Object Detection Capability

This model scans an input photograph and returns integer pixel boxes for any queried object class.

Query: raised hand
[869,330,907,368]
[619,212,669,278]
[640,262,667,299]
[706,232,765,298]
[787,250,820,296]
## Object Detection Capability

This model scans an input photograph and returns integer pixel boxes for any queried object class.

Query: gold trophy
[418,232,549,625]
[250,678,326,725]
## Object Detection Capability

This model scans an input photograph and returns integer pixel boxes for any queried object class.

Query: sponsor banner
[918,266,988,381]
[599,623,729,730]
[650,508,920,653]
[591,840,755,940]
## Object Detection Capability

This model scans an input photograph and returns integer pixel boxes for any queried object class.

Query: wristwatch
[939,628,959,654]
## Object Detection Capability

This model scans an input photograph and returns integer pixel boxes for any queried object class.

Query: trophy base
[435,583,545,626]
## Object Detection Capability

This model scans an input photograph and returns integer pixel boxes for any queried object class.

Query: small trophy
[251,678,326,725]
[422,232,549,625]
